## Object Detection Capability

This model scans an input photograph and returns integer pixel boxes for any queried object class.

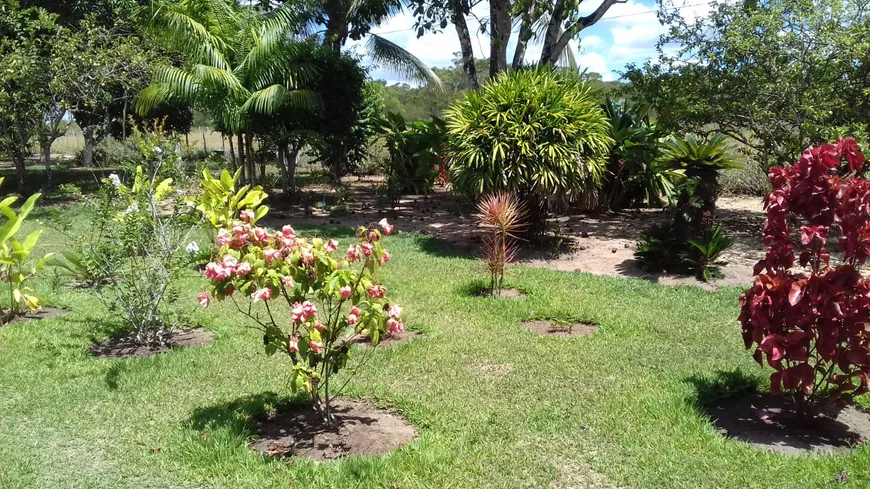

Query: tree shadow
[186,391,286,438]
[104,362,128,391]
[415,234,476,260]
[684,369,869,454]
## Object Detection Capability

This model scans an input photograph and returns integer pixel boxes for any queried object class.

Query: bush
[476,192,526,294]
[0,180,51,323]
[373,111,445,206]
[739,138,870,419]
[198,169,403,425]
[92,137,140,168]
[445,68,613,238]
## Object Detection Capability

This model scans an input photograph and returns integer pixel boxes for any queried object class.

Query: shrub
[739,138,870,419]
[198,169,403,426]
[445,68,613,238]
[0,179,52,323]
[475,192,526,294]
[373,112,446,207]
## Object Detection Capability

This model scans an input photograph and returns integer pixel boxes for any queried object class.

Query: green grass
[1,203,869,488]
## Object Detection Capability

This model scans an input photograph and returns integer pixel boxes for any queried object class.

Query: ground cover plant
[740,138,870,418]
[4,194,870,488]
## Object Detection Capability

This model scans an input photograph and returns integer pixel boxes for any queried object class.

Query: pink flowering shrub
[739,138,870,418]
[197,170,403,425]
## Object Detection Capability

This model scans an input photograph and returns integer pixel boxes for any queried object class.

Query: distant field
[51,127,229,156]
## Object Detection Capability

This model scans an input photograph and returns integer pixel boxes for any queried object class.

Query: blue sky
[348,0,717,84]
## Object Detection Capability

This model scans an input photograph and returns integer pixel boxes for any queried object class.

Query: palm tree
[657,133,741,230]
[135,0,320,185]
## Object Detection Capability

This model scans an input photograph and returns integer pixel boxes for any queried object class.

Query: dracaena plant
[198,170,403,426]
[0,178,52,323]
[739,137,870,419]
[475,192,526,294]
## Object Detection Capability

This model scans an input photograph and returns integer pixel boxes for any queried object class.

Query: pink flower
[222,255,239,269]
[387,318,404,335]
[240,209,255,223]
[292,302,305,323]
[346,245,362,262]
[378,218,394,236]
[325,239,339,253]
[216,228,231,247]
[348,313,359,326]
[264,248,282,264]
[387,304,402,319]
[235,261,252,276]
[301,248,315,266]
[251,288,272,302]
[379,250,391,265]
[368,284,386,299]
[197,292,210,308]
[350,306,361,316]
[204,262,231,281]
[289,336,299,353]
[251,227,270,244]
[302,301,318,319]
[314,321,326,331]
[231,223,250,247]
[281,276,295,288]
[340,285,352,300]
[309,341,323,355]
[282,225,296,238]
[362,243,374,256]
[279,235,296,248]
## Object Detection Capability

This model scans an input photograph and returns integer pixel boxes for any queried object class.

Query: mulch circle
[6,307,69,325]
[349,330,422,348]
[90,327,214,360]
[522,319,599,337]
[250,399,416,461]
[472,287,526,299]
[704,392,870,454]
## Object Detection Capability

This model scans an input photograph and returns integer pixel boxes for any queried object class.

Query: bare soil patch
[90,327,214,359]
[349,330,421,348]
[522,319,599,337]
[704,392,870,454]
[250,399,415,461]
[472,287,526,298]
[6,307,69,325]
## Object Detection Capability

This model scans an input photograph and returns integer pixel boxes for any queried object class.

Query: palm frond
[148,6,231,69]
[243,86,321,115]
[367,34,443,91]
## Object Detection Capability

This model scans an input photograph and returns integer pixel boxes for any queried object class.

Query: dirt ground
[268,177,766,291]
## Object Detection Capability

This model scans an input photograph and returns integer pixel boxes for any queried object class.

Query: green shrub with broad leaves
[445,68,613,238]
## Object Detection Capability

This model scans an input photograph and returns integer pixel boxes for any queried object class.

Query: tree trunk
[449,0,479,89]
[488,0,511,78]
[245,132,256,186]
[13,154,26,193]
[540,0,567,65]
[276,145,290,197]
[227,133,237,174]
[237,133,247,185]
[541,0,625,66]
[82,128,97,167]
[288,143,301,193]
[512,15,534,69]
[329,143,344,183]
[520,191,548,242]
[41,137,52,190]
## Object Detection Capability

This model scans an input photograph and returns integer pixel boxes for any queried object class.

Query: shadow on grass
[415,234,475,260]
[456,278,530,299]
[684,369,761,409]
[186,392,293,438]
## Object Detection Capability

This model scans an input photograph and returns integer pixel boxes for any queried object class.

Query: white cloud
[575,52,609,76]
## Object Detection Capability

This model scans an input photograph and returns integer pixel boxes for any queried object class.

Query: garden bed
[6,307,69,324]
[704,392,870,454]
[90,327,214,359]
[522,319,599,337]
[250,399,415,461]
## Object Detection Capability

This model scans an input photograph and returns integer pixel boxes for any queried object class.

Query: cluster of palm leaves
[135,0,440,188]
[372,111,446,204]
[635,133,740,281]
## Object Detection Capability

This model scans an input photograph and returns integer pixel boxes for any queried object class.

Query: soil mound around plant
[6,307,69,325]
[522,319,599,337]
[704,392,870,454]
[250,399,415,461]
[90,327,214,359]
[349,330,422,348]
[472,287,526,298]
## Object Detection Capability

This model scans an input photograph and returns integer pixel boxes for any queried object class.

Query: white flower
[185,242,200,254]
[108,173,121,187]
[123,204,139,215]
[154,146,163,156]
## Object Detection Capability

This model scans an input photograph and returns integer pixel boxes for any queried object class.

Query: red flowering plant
[197,170,403,425]
[739,138,870,419]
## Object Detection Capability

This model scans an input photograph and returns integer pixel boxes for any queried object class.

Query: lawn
[1,202,868,489]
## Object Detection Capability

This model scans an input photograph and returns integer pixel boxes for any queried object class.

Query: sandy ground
[267,177,766,291]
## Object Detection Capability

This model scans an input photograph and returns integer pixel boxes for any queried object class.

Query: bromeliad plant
[739,138,870,420]
[0,179,52,323]
[198,170,403,425]
[475,192,526,294]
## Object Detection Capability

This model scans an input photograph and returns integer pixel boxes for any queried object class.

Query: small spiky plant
[475,192,527,294]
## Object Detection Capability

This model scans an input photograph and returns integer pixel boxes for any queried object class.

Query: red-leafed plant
[739,138,870,419]
[476,192,526,294]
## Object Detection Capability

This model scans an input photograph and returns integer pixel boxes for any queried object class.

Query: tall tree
[624,0,870,164]
[409,0,626,83]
